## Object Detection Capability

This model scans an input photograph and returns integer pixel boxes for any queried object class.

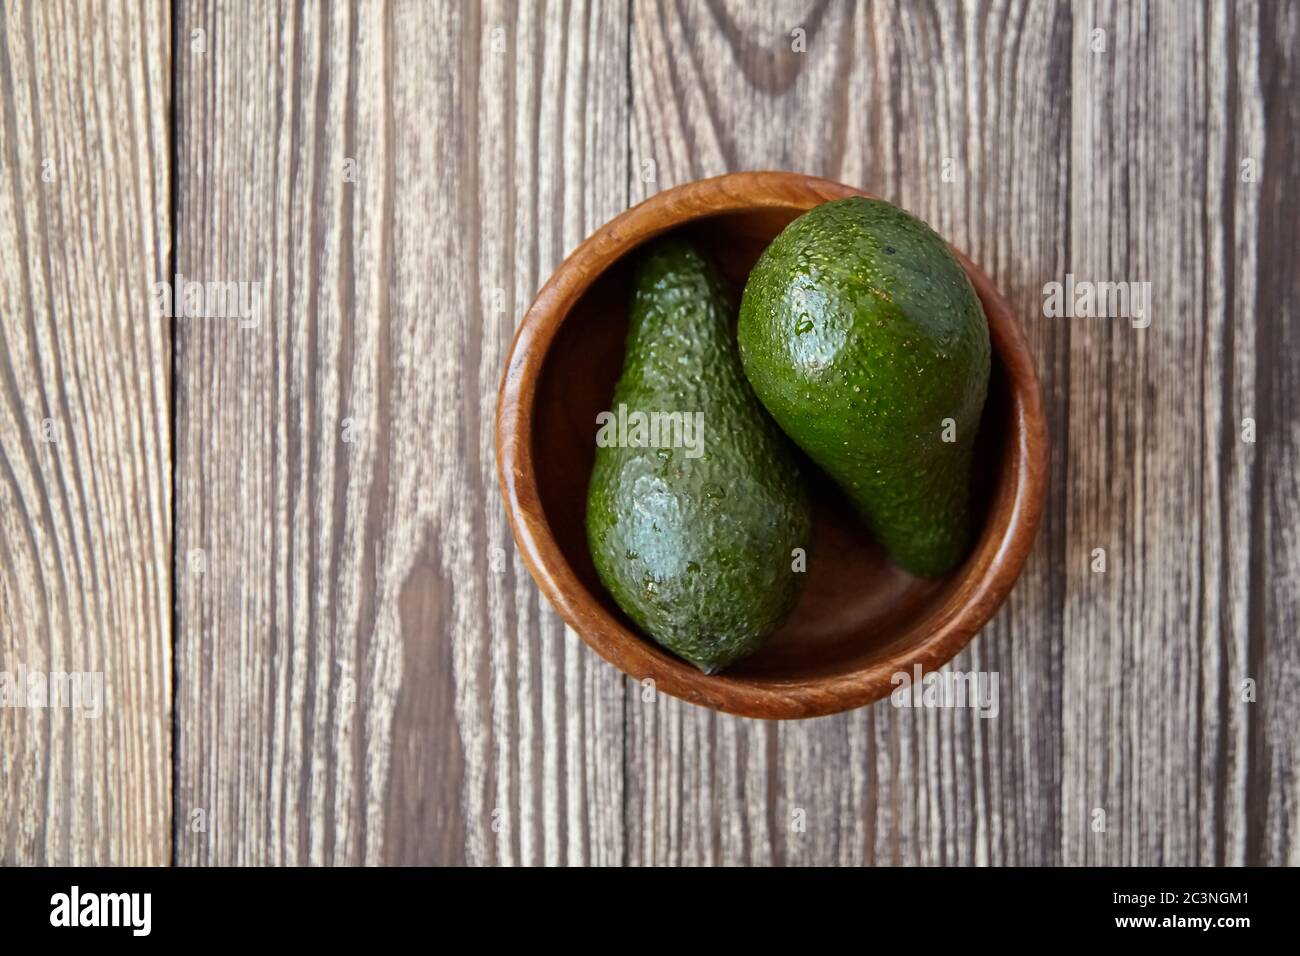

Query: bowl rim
[496,171,1049,719]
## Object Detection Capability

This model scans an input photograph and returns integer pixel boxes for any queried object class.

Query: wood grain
[1251,0,1299,866]
[172,0,629,865]
[2,0,1295,866]
[627,0,1073,866]
[0,0,172,865]
[624,0,1293,866]
[1060,0,1268,866]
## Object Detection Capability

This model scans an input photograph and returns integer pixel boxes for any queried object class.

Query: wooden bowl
[496,172,1048,719]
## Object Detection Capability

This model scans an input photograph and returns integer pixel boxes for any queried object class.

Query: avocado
[586,238,812,673]
[737,197,990,578]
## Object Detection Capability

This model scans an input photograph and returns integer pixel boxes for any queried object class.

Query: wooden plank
[0,0,172,864]
[1251,0,1300,866]
[173,0,628,865]
[626,0,1074,865]
[461,0,631,867]
[1060,0,1268,866]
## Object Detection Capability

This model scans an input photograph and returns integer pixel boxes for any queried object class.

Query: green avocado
[737,197,990,578]
[585,238,812,673]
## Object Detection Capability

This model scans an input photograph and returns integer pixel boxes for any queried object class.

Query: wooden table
[1,0,1296,866]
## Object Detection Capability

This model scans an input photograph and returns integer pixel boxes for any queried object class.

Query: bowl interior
[531,207,1012,684]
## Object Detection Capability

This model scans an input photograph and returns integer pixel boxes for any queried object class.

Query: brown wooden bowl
[497,172,1048,719]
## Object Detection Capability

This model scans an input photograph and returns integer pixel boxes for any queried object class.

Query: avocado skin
[737,197,990,579]
[586,238,811,674]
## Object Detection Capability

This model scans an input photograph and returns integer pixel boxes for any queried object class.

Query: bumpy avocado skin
[737,198,990,579]
[585,238,812,674]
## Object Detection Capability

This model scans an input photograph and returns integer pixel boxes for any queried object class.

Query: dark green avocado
[737,197,990,578]
[585,238,812,674]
